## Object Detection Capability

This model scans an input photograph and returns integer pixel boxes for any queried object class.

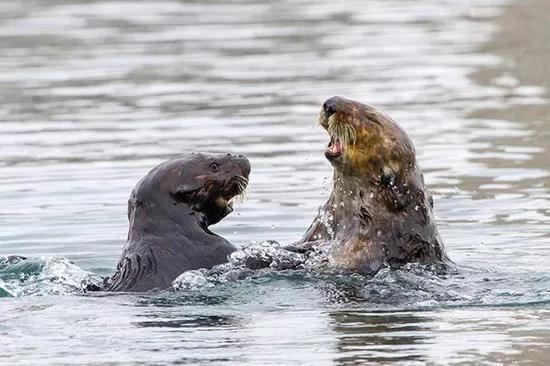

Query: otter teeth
[327,137,343,156]
[215,197,228,207]
[216,196,236,209]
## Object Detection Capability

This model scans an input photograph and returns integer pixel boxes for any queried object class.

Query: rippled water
[1,0,549,364]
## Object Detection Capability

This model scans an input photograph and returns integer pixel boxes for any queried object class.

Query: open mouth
[321,112,356,162]
[214,175,248,211]
[215,196,234,212]
[326,136,343,159]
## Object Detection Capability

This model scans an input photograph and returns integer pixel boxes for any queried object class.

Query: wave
[0,255,104,297]
[2,244,549,311]
[172,241,550,310]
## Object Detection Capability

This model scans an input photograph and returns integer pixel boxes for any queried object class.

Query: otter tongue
[328,137,342,154]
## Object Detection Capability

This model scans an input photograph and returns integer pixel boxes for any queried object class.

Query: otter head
[320,96,416,184]
[319,96,422,212]
[129,153,250,228]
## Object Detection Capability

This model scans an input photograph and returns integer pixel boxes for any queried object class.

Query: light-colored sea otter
[294,96,448,273]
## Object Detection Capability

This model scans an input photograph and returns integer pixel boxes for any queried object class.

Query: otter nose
[323,96,340,118]
[237,156,251,178]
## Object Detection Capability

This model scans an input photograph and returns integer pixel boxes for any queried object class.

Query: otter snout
[323,96,344,118]
[223,153,250,177]
[235,155,251,178]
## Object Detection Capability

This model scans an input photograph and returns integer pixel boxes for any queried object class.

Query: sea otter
[293,97,448,273]
[105,153,250,292]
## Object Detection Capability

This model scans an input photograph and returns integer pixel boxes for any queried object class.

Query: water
[1,0,549,364]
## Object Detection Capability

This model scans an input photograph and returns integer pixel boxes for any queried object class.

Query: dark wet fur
[103,153,250,292]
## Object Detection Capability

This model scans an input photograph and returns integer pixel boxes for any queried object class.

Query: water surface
[1,0,549,364]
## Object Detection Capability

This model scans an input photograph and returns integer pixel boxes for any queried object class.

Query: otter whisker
[232,175,249,204]
[346,124,357,146]
[327,114,337,137]
[341,124,350,148]
[235,174,249,188]
[340,124,350,148]
[234,190,247,204]
[326,114,356,148]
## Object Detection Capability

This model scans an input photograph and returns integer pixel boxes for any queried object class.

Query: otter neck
[331,173,375,213]
[328,169,422,227]
[127,199,212,241]
[320,173,373,241]
[325,169,415,238]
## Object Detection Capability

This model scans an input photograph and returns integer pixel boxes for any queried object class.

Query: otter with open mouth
[294,96,448,273]
[105,153,250,292]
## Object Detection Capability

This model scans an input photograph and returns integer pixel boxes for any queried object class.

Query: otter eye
[380,172,395,186]
[209,162,220,172]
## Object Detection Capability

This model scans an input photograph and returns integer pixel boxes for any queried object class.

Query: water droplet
[414,205,419,211]
[369,191,374,198]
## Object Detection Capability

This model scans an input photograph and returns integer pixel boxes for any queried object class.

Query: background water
[1,0,549,364]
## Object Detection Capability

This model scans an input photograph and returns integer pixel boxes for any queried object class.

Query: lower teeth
[215,197,228,207]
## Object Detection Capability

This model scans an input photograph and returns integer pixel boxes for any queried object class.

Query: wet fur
[298,97,448,273]
[105,153,249,292]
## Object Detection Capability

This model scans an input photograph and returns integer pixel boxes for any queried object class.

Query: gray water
[1,0,550,364]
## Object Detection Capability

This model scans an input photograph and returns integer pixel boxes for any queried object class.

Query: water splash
[227,240,306,270]
[172,243,550,310]
[173,241,307,291]
[0,256,103,297]
[318,208,335,240]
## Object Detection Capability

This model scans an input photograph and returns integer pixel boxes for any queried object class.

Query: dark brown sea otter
[294,96,448,273]
[105,153,250,292]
